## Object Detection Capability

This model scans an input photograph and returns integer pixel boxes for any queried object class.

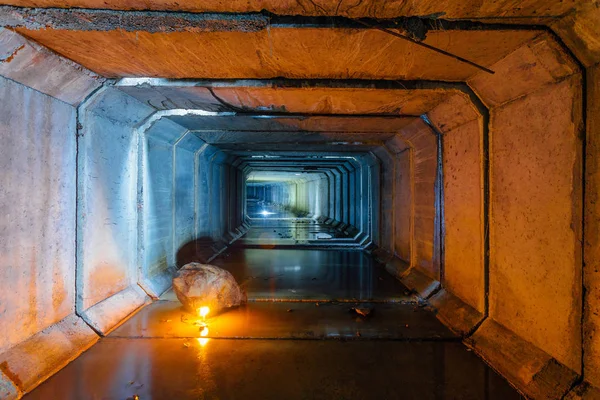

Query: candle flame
[197,306,210,318]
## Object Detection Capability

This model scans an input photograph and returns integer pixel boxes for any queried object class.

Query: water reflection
[25,339,522,400]
[210,248,388,302]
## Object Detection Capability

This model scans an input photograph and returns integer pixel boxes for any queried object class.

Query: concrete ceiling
[16,27,539,80]
[210,87,451,115]
[247,171,322,183]
[2,1,581,165]
[193,130,395,144]
[168,115,416,132]
[118,84,454,115]
[0,0,578,19]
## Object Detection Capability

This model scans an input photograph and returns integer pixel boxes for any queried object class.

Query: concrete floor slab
[109,301,457,340]
[24,338,522,400]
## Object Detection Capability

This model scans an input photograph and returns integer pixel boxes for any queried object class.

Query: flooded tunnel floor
[25,223,523,399]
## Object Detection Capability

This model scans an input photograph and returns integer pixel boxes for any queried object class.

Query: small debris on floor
[352,307,373,317]
[287,309,293,312]
[356,331,361,337]
[183,342,190,348]
[312,277,317,280]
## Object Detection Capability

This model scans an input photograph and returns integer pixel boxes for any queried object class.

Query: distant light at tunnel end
[261,210,274,216]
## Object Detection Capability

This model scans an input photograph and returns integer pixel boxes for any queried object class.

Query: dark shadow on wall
[176,236,228,268]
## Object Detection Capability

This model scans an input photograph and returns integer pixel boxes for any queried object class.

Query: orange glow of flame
[197,337,209,346]
[197,306,210,318]
[200,327,209,337]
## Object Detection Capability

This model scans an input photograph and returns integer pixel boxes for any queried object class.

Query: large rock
[172,263,246,315]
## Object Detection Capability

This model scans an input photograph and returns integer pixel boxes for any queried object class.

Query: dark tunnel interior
[0,3,598,398]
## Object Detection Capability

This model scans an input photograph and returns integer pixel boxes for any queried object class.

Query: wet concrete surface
[241,202,357,246]
[23,213,523,399]
[26,338,521,400]
[241,218,354,244]
[168,247,416,302]
[110,301,457,340]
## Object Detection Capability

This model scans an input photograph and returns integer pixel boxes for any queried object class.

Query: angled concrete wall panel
[0,76,77,353]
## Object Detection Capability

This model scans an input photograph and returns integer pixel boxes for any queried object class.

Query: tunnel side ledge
[78,285,151,336]
[384,257,440,299]
[465,319,579,399]
[0,314,99,398]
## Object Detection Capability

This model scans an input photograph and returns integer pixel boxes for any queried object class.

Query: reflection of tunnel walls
[0,30,103,397]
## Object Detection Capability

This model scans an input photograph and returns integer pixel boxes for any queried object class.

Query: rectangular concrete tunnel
[0,4,598,399]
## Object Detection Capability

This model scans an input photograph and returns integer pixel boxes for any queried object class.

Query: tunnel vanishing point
[1,1,600,399]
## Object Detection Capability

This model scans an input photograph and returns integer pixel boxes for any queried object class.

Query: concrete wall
[380,136,412,264]
[295,175,329,217]
[426,93,486,335]
[77,87,153,331]
[196,146,241,243]
[141,117,198,294]
[464,33,583,398]
[371,146,396,255]
[394,150,412,262]
[396,119,440,280]
[551,8,600,395]
[0,29,103,398]
[488,77,581,373]
[580,63,600,396]
[144,122,177,281]
[0,76,77,353]
[381,122,441,299]
[175,133,204,247]
[143,118,245,283]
